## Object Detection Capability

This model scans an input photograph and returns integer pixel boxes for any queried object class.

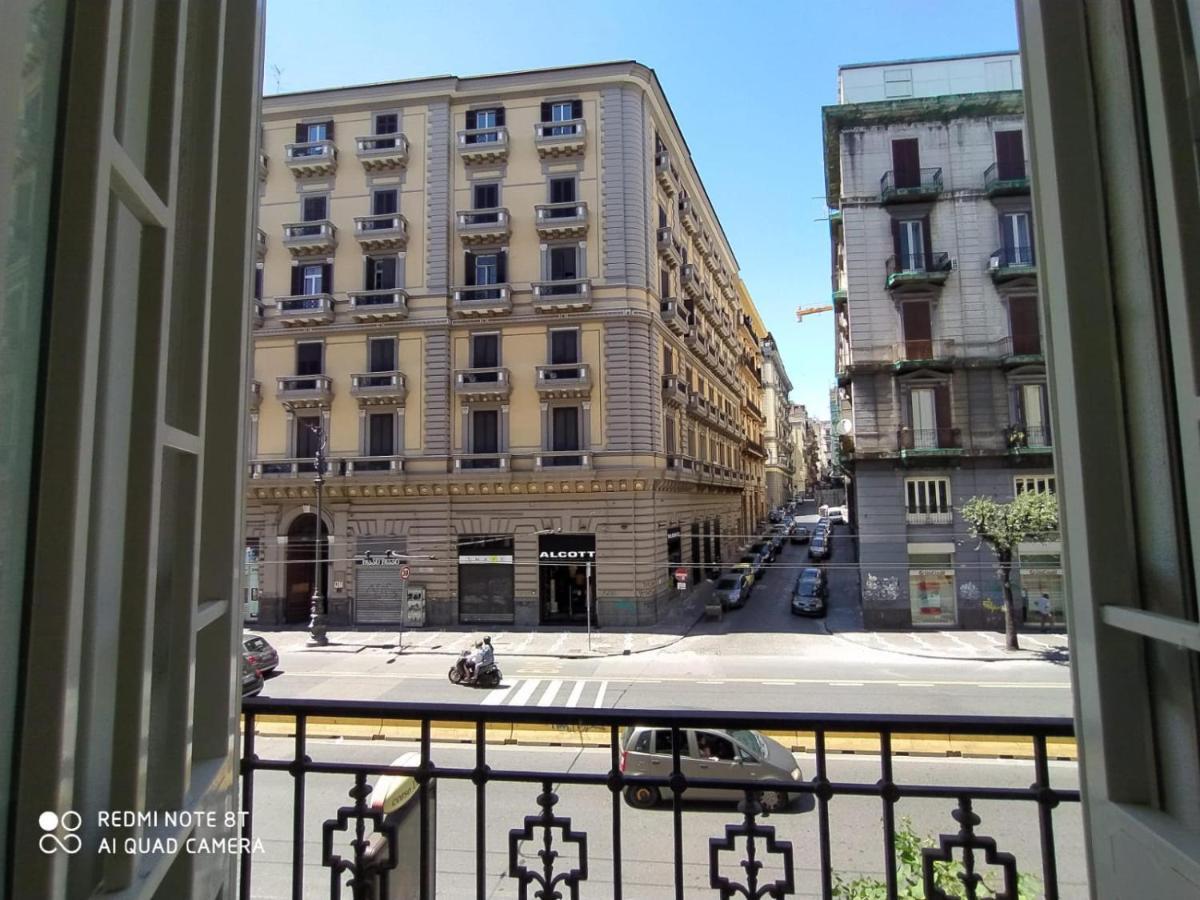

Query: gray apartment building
[824,53,1060,629]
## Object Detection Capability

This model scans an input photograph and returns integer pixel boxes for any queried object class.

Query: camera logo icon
[38,811,82,855]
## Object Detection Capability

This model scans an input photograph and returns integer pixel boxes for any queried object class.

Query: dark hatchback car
[791,567,828,617]
[715,572,752,609]
[809,534,829,560]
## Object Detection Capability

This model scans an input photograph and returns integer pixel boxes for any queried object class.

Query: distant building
[824,52,1058,629]
[761,335,795,509]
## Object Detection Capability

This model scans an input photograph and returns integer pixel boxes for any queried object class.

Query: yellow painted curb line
[244,716,1076,760]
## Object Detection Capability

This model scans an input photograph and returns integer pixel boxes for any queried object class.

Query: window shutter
[891,218,901,260]
[1010,385,1024,424]
[921,215,933,269]
[1000,214,1016,256]
[295,122,306,142]
[364,257,373,290]
[495,107,505,126]
[540,102,551,122]
[323,119,334,140]
[933,384,952,444]
[321,263,332,293]
[465,109,477,130]
[497,250,507,283]
[290,265,302,295]
[892,138,920,188]
[995,130,1024,180]
[572,99,582,120]
[464,252,475,286]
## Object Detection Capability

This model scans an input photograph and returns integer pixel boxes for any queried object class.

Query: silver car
[243,634,279,674]
[620,726,801,811]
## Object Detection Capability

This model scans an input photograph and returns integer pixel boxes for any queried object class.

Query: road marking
[565,681,586,708]
[697,680,726,685]
[481,681,516,706]
[829,682,864,687]
[898,682,936,688]
[760,680,797,686]
[593,681,608,708]
[537,680,564,707]
[509,679,542,707]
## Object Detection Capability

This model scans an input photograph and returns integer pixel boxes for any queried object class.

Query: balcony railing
[661,374,689,406]
[533,118,586,157]
[680,263,702,299]
[350,371,406,405]
[655,149,678,194]
[534,201,588,239]
[1009,423,1053,450]
[275,374,332,407]
[532,278,591,311]
[275,294,335,326]
[989,245,1038,283]
[984,159,1030,195]
[353,213,408,250]
[660,299,691,337]
[884,252,953,289]
[879,167,942,203]
[898,426,963,453]
[255,227,267,258]
[456,126,509,163]
[906,509,954,525]
[454,452,510,471]
[535,363,592,398]
[657,226,683,268]
[535,450,591,469]
[453,367,511,401]
[997,333,1043,360]
[344,455,405,475]
[240,696,1076,899]
[283,139,337,177]
[248,457,339,478]
[355,132,410,170]
[452,284,512,316]
[281,219,337,256]
[455,207,510,245]
[347,289,409,321]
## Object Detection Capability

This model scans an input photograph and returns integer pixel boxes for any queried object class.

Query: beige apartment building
[246,61,769,628]
[761,335,795,509]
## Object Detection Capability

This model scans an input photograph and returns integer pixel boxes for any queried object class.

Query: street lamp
[307,421,329,646]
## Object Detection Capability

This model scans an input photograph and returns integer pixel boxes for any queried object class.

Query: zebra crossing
[481,678,612,708]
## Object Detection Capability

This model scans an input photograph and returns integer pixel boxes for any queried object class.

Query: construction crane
[795,304,833,322]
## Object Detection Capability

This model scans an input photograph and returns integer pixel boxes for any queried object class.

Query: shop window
[908,553,955,625]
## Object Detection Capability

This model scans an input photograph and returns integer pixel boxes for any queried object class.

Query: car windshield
[717,577,740,590]
[244,637,267,651]
[728,729,766,758]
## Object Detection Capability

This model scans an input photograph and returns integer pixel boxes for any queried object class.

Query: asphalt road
[243,737,1087,899]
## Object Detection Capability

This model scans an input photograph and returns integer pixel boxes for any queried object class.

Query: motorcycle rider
[477,636,495,673]
[464,640,483,679]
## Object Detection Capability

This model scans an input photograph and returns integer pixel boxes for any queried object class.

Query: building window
[1015,474,1056,495]
[465,250,506,298]
[548,177,576,216]
[901,301,933,359]
[1011,383,1051,447]
[550,329,580,365]
[891,137,921,188]
[295,415,321,458]
[253,265,262,300]
[1000,211,1034,265]
[373,112,398,144]
[551,406,581,453]
[300,263,324,296]
[368,337,395,373]
[548,245,578,282]
[663,345,674,376]
[471,409,500,453]
[665,415,677,453]
[994,129,1025,180]
[541,99,582,136]
[294,120,332,155]
[660,268,672,298]
[906,477,952,525]
[301,194,327,222]
[367,188,398,229]
[466,107,503,142]
[365,255,397,291]
[908,554,956,625]
[472,182,499,222]
[1008,296,1041,355]
[367,412,395,457]
[296,341,323,376]
[906,384,950,449]
[658,204,668,229]
[896,218,926,271]
[471,332,500,371]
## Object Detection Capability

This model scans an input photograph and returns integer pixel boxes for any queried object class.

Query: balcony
[698,229,716,261]
[349,371,406,405]
[456,126,509,164]
[534,201,589,239]
[898,426,963,459]
[452,284,512,317]
[248,379,261,411]
[251,299,264,329]
[456,207,511,246]
[892,339,958,372]
[453,367,511,402]
[533,119,586,158]
[655,149,678,195]
[353,213,408,251]
[535,450,592,469]
[745,438,767,458]
[1008,423,1053,454]
[660,299,691,337]
[743,396,765,421]
[989,245,1038,284]
[678,196,700,235]
[884,252,953,290]
[984,160,1030,196]
[879,167,942,203]
[275,294,334,327]
[661,374,689,407]
[906,509,954,525]
[257,150,267,182]
[344,455,405,475]
[657,226,682,268]
[281,219,337,256]
[998,333,1044,365]
[275,374,332,408]
[535,363,592,398]
[283,139,337,178]
[255,227,267,258]
[354,132,409,171]
[248,457,339,478]
[347,288,409,321]
[680,263,703,300]
[532,278,591,312]
[454,452,510,471]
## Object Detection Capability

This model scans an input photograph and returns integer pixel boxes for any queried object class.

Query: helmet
[483,636,491,645]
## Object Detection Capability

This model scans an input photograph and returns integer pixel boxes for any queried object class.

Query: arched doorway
[285,513,330,624]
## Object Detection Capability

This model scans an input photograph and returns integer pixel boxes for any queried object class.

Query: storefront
[243,539,261,622]
[354,535,408,624]
[1017,544,1065,624]
[908,547,957,626]
[538,534,597,624]
[458,536,515,624]
[666,527,682,591]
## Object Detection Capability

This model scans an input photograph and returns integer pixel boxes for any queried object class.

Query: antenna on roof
[270,65,284,93]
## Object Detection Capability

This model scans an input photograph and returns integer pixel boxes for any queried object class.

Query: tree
[960,490,1059,651]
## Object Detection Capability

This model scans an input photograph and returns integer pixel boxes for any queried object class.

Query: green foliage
[831,818,1041,900]
[960,491,1059,556]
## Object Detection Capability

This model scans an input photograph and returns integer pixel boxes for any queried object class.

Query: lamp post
[307,422,329,646]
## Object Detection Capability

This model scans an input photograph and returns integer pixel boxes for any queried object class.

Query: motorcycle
[448,651,502,687]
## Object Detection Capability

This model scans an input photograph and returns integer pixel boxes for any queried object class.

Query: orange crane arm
[795,305,834,321]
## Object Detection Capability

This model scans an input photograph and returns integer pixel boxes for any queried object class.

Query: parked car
[769,532,785,554]
[791,567,828,617]
[620,726,801,811]
[809,535,829,560]
[243,634,278,674]
[817,516,831,531]
[734,559,759,585]
[241,655,264,697]
[715,572,752,610]
[791,526,811,545]
[828,507,845,524]
[750,541,775,564]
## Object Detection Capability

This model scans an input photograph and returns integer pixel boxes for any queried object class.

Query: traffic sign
[400,565,411,580]
[674,567,688,583]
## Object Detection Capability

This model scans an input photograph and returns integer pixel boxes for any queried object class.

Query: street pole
[398,575,408,653]
[585,561,592,651]
[307,427,328,646]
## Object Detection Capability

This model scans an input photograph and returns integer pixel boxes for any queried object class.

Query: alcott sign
[538,550,598,561]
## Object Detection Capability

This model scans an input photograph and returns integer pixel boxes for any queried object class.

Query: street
[243,737,1087,899]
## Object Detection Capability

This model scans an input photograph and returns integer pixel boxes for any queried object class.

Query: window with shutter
[472,183,499,223]
[471,333,499,369]
[897,219,925,271]
[301,264,323,296]
[552,406,581,451]
[550,329,580,365]
[549,246,577,281]
[994,130,1025,180]
[302,194,327,222]
[909,387,937,447]
[368,412,394,457]
[901,301,933,359]
[366,256,397,291]
[933,385,952,446]
[372,189,398,217]
[1000,212,1033,265]
[548,100,575,136]
[471,409,500,453]
[892,138,920,188]
[368,338,395,373]
[295,341,323,376]
[660,268,671,298]
[1008,296,1040,355]
[549,177,575,211]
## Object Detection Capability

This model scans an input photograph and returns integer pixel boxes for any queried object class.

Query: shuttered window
[892,138,920,188]
[906,477,951,519]
[550,329,579,365]
[1014,475,1055,496]
[365,256,397,291]
[368,338,395,373]
[994,130,1025,180]
[295,342,323,375]
[368,412,394,457]
[471,409,499,453]
[552,407,580,451]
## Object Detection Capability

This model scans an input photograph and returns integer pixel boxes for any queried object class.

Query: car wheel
[624,785,661,808]
[757,790,788,812]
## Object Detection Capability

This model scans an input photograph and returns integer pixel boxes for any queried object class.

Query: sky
[265,0,1020,416]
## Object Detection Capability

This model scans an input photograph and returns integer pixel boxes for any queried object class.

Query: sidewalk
[255,580,715,659]
[828,628,1070,663]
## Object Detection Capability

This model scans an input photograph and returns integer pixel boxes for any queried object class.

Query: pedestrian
[1033,592,1052,631]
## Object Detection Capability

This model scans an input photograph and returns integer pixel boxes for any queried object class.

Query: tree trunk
[999,551,1020,651]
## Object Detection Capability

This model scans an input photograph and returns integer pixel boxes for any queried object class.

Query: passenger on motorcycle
[465,640,483,678]
[478,636,495,670]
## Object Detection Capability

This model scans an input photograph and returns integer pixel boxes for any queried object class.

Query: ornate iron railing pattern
[239,698,1078,900]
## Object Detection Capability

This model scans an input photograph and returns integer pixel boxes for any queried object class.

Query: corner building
[824,53,1060,629]
[248,62,767,628]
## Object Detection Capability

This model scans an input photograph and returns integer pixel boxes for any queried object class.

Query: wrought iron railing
[239,699,1078,900]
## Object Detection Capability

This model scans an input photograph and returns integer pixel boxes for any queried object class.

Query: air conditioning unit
[987,255,1001,270]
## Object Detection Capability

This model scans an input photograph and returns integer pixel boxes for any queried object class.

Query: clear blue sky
[265,0,1019,415]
